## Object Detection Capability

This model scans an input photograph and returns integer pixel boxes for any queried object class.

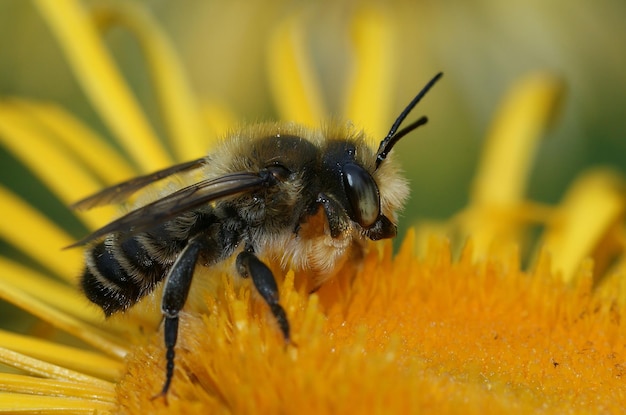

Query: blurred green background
[0,0,625,245]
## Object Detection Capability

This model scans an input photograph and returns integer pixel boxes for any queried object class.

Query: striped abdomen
[81,228,187,316]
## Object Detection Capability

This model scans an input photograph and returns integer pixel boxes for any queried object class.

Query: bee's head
[339,72,443,240]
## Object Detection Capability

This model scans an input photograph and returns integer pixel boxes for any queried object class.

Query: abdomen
[81,230,184,316]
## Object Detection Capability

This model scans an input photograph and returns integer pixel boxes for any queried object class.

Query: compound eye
[343,163,380,228]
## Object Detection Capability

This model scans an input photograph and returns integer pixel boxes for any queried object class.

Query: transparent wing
[67,172,266,248]
[71,158,207,210]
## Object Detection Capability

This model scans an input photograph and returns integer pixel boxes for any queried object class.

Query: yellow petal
[0,330,122,381]
[0,257,102,325]
[0,346,114,388]
[0,186,82,280]
[34,0,172,172]
[0,253,160,337]
[539,169,625,283]
[0,372,115,402]
[0,392,114,414]
[0,104,116,229]
[91,3,206,162]
[0,280,128,359]
[462,72,565,256]
[12,100,137,185]
[595,254,626,306]
[343,5,396,140]
[267,15,326,125]
[472,72,564,205]
[201,101,239,149]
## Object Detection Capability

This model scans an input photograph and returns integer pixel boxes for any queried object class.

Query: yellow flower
[1,1,626,414]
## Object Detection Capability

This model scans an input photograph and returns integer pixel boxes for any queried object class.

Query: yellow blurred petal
[201,101,239,148]
[92,3,206,162]
[0,280,128,359]
[412,220,456,256]
[0,330,122,382]
[596,254,626,305]
[34,0,172,172]
[13,100,137,185]
[472,72,564,205]
[0,186,82,281]
[0,257,102,325]
[343,6,396,140]
[463,72,565,256]
[539,169,625,282]
[267,15,326,125]
[0,104,116,229]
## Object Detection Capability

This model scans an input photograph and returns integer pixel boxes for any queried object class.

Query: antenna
[375,72,443,169]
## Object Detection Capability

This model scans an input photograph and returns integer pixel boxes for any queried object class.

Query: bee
[70,72,442,396]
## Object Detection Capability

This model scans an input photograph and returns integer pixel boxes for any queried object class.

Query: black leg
[236,248,290,342]
[317,192,350,239]
[159,315,178,397]
[156,235,204,397]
